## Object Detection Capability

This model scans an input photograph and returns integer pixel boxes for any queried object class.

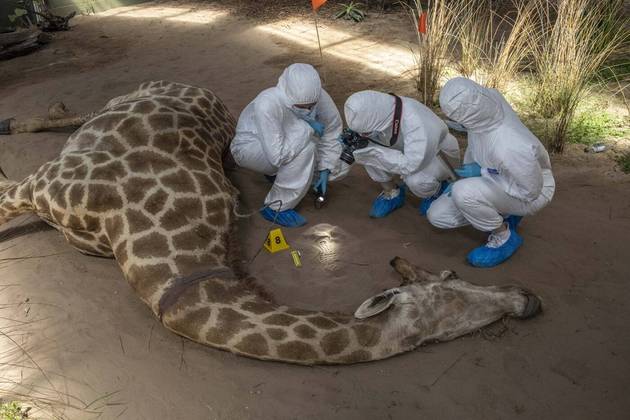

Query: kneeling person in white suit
[230,63,349,227]
[429,77,556,267]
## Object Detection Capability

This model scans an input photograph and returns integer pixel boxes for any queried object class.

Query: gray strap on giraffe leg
[157,267,236,320]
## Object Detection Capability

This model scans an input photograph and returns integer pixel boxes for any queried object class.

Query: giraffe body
[0,81,541,364]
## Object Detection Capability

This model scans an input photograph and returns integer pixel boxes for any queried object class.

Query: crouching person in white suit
[343,90,460,218]
[428,77,555,267]
[230,63,349,227]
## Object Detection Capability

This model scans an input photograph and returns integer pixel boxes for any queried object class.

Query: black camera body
[339,129,370,165]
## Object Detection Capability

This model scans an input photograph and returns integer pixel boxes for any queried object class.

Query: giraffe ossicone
[0,81,542,365]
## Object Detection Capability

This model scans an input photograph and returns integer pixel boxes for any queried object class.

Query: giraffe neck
[159,275,409,365]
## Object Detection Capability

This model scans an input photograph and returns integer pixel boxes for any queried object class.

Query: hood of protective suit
[439,77,503,133]
[344,91,395,134]
[277,63,322,107]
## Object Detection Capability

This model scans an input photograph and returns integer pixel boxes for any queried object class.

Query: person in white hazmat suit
[230,63,350,227]
[343,90,460,218]
[429,77,556,267]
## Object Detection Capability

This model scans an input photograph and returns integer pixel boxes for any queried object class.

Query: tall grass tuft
[531,0,629,153]
[455,0,541,90]
[485,0,540,90]
[405,0,469,106]
[456,0,491,81]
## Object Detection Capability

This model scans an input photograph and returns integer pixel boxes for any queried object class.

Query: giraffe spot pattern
[263,313,299,326]
[267,328,288,341]
[307,316,337,330]
[276,341,319,362]
[235,333,269,356]
[206,308,255,345]
[321,330,350,356]
[133,232,170,258]
[294,324,317,340]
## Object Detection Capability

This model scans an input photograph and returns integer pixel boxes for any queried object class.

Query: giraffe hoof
[0,119,12,135]
[518,290,542,319]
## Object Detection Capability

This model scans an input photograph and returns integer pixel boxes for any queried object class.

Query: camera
[339,129,369,165]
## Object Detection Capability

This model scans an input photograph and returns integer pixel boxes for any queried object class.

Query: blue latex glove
[454,162,482,178]
[312,169,330,195]
[305,119,325,137]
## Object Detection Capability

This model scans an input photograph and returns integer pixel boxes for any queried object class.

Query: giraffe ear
[354,288,402,319]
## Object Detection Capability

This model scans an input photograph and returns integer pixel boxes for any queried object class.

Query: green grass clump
[0,401,28,420]
[335,2,366,22]
[530,0,629,153]
[567,110,629,145]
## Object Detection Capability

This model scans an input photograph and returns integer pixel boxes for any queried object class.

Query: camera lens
[339,149,355,165]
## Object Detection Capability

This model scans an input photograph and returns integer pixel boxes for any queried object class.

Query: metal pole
[313,9,324,61]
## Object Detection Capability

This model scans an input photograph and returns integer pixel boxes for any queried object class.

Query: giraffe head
[354,257,542,348]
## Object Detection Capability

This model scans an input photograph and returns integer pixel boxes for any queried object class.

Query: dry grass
[456,0,491,80]
[484,0,540,90]
[454,0,541,90]
[0,281,123,419]
[404,0,469,106]
[531,0,629,153]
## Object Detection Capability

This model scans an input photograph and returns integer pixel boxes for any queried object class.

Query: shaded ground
[0,1,629,419]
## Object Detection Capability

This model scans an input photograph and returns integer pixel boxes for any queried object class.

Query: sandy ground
[0,1,629,419]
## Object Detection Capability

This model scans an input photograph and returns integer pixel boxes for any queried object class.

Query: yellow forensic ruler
[264,228,290,253]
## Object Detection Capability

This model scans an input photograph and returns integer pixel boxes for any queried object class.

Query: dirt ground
[0,1,629,419]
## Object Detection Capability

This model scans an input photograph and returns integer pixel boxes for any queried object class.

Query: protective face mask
[292,105,316,120]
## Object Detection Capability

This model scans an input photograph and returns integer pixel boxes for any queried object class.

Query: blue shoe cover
[260,207,306,227]
[467,226,523,268]
[369,187,406,218]
[419,181,449,216]
[264,174,276,183]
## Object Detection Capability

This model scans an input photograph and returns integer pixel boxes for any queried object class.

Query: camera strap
[388,93,403,147]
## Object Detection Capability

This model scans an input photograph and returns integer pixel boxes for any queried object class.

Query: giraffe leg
[0,176,34,226]
[5,115,94,134]
[48,102,73,120]
[62,228,113,258]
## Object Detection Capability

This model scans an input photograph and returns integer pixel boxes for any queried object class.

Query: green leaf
[350,10,364,22]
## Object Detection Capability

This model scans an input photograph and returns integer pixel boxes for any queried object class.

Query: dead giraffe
[0,81,541,365]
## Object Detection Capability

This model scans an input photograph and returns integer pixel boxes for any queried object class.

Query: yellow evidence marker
[264,228,290,253]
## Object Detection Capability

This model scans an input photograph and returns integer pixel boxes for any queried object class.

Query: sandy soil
[0,1,629,419]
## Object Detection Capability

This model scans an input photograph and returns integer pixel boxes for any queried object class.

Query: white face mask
[292,105,316,120]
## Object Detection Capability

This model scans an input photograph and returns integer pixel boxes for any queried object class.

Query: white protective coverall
[230,63,349,210]
[344,91,460,198]
[428,77,555,232]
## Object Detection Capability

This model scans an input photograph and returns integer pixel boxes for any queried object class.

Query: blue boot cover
[467,226,523,268]
[369,187,406,218]
[260,207,307,227]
